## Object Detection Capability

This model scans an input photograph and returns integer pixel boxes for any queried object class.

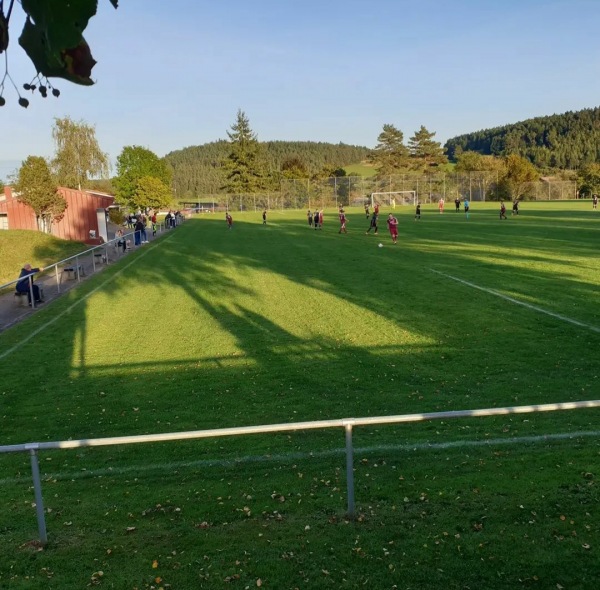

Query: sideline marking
[0,236,174,362]
[431,269,600,334]
[1,430,598,486]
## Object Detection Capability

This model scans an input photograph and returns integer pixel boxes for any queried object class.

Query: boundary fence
[1,399,599,545]
[0,219,182,309]
[182,174,578,212]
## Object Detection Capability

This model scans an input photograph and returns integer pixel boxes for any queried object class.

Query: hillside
[165,141,371,198]
[444,106,600,169]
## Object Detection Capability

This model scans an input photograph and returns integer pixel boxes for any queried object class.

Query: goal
[370,191,417,207]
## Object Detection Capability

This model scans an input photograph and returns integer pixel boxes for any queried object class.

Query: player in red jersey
[387,213,398,244]
[338,208,347,234]
[226,212,233,229]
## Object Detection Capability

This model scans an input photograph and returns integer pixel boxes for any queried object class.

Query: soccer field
[1,202,599,589]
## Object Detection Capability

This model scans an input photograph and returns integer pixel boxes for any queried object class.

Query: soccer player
[464,198,470,220]
[262,210,267,225]
[512,200,520,215]
[374,202,380,216]
[226,212,233,229]
[500,201,507,219]
[338,208,347,234]
[387,213,399,244]
[307,210,313,226]
[365,211,378,234]
[454,197,460,212]
[364,203,370,218]
[593,194,598,210]
[438,198,445,214]
[415,203,421,220]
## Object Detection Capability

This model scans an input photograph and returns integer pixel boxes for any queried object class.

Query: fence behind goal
[185,173,578,212]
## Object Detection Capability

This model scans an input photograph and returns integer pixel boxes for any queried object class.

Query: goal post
[370,191,417,207]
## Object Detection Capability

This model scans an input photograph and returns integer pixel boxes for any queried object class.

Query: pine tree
[222,110,268,193]
[408,125,447,168]
[369,124,409,175]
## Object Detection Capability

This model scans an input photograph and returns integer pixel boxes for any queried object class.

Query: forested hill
[165,140,371,197]
[444,106,600,169]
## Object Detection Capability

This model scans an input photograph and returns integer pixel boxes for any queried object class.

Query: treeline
[165,140,371,198]
[444,106,600,169]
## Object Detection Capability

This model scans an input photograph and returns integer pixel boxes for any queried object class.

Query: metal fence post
[344,422,355,518]
[28,447,48,545]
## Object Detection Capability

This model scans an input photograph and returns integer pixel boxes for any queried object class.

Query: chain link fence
[184,174,578,212]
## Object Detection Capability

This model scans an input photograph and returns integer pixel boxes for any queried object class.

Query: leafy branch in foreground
[0,0,119,107]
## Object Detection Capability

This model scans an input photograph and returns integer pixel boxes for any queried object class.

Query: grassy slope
[0,202,599,589]
[343,162,378,177]
[0,230,88,286]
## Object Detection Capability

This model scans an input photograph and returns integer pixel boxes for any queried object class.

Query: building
[0,186,115,243]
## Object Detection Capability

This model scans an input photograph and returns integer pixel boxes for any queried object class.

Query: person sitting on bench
[16,263,44,305]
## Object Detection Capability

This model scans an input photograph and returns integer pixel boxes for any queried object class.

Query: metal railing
[1,399,599,545]
[0,221,178,308]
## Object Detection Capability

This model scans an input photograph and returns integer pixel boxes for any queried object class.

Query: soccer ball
[378,243,383,248]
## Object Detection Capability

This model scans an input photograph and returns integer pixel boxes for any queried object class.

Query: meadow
[0,201,599,589]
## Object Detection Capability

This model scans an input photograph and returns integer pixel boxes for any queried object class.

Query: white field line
[1,429,598,486]
[0,237,173,362]
[431,269,600,334]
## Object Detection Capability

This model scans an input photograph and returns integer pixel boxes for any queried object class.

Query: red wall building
[0,186,114,243]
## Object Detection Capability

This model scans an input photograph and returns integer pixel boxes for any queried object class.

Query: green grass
[343,162,378,177]
[0,230,88,286]
[0,202,599,589]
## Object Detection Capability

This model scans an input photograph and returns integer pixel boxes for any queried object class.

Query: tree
[114,146,173,208]
[280,156,309,179]
[497,154,539,200]
[132,176,173,211]
[369,124,409,176]
[408,125,447,168]
[578,163,600,197]
[222,110,268,194]
[51,116,110,190]
[0,0,119,107]
[13,156,66,233]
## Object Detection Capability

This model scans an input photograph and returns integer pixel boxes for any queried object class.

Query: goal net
[370,191,417,207]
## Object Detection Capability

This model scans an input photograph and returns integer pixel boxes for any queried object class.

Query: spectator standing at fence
[454,197,461,212]
[116,229,127,252]
[16,264,44,305]
[464,198,470,220]
[151,212,157,236]
[134,217,144,245]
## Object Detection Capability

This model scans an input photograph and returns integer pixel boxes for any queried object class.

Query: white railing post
[344,421,355,518]
[28,447,48,545]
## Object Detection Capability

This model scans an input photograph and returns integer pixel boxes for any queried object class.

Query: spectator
[16,264,44,305]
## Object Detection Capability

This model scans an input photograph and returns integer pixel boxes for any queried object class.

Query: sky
[1,0,600,180]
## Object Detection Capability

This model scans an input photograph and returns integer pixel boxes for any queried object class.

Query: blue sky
[1,0,600,179]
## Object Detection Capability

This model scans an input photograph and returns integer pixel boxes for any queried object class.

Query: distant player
[364,203,370,218]
[438,198,445,214]
[415,203,421,220]
[387,214,398,244]
[318,209,324,229]
[593,194,598,210]
[454,197,460,212]
[338,208,347,234]
[374,202,380,216]
[500,201,507,219]
[262,210,267,224]
[308,210,313,226]
[512,200,520,215]
[464,198,470,220]
[366,211,378,235]
[226,212,233,229]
